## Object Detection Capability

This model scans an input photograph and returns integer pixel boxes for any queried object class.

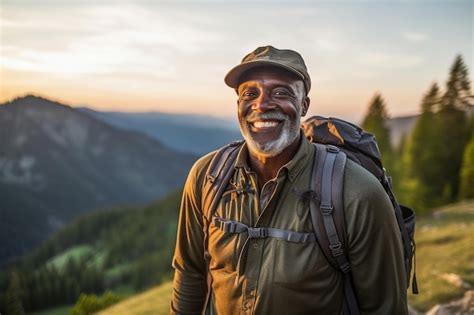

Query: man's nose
[252,92,275,112]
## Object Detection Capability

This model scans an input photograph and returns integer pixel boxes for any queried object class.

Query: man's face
[237,66,309,158]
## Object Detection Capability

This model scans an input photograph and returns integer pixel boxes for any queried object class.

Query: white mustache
[246,111,288,123]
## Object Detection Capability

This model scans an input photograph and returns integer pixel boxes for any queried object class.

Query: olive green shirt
[171,135,408,315]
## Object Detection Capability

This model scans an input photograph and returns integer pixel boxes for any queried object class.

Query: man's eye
[274,90,289,96]
[241,91,256,98]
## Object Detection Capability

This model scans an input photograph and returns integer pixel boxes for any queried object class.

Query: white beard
[240,112,301,158]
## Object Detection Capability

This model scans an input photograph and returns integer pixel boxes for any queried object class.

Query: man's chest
[207,166,327,276]
[206,168,343,314]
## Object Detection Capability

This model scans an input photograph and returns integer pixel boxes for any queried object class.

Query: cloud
[357,52,423,68]
[402,31,429,42]
[315,38,341,52]
[1,3,222,80]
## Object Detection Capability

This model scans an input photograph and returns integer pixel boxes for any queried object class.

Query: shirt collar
[234,129,314,183]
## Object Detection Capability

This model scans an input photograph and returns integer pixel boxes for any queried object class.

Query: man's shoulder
[188,141,244,180]
[342,158,391,206]
[187,149,220,183]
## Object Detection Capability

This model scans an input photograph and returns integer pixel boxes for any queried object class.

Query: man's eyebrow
[238,84,256,93]
[273,84,297,94]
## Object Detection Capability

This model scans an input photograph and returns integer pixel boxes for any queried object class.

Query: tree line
[0,259,105,315]
[360,55,473,212]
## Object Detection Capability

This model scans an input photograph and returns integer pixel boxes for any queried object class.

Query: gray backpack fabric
[302,116,417,295]
[201,116,417,315]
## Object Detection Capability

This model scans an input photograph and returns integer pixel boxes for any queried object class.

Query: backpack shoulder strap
[201,140,243,315]
[202,140,244,220]
[310,143,360,315]
[309,143,349,270]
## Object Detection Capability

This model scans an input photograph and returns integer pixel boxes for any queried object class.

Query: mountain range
[79,108,417,152]
[78,108,242,155]
[0,95,197,265]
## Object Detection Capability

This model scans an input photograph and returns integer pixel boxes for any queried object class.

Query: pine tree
[459,136,474,199]
[4,271,26,315]
[361,93,394,173]
[403,83,441,210]
[392,132,408,199]
[441,55,473,109]
[434,55,471,202]
[459,115,474,199]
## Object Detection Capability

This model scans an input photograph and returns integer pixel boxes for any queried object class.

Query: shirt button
[253,242,259,249]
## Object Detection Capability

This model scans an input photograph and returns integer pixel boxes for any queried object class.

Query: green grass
[45,245,94,270]
[98,281,173,315]
[408,200,474,312]
[111,284,136,296]
[29,304,71,315]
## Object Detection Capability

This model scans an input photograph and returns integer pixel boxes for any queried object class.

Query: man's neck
[248,135,301,189]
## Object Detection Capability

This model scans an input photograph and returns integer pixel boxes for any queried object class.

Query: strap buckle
[248,227,268,239]
[320,203,334,215]
[330,242,343,257]
[214,217,238,233]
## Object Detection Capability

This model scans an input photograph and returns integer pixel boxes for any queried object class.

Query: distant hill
[78,108,242,155]
[0,95,196,265]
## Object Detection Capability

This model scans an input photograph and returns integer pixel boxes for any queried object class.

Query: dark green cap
[224,45,311,93]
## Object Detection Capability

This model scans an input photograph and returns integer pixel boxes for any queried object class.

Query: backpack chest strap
[212,217,316,243]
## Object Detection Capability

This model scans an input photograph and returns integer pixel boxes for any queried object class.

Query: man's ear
[301,96,310,117]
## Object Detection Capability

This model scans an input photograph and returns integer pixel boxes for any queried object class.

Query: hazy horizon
[1,0,472,122]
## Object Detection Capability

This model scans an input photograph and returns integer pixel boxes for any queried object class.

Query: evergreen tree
[361,93,394,173]
[392,132,408,199]
[459,137,474,199]
[4,271,25,315]
[434,55,471,202]
[459,117,474,199]
[441,55,473,109]
[403,83,441,210]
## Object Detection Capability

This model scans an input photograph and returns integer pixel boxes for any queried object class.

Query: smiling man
[171,46,408,314]
[236,65,309,189]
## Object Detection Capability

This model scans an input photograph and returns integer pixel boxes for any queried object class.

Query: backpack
[201,115,417,315]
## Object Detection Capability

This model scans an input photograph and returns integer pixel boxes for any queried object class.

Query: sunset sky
[1,0,472,122]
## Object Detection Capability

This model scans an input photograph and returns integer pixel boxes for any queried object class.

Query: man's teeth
[252,121,279,128]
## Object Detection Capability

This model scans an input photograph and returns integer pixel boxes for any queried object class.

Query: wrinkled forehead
[237,66,305,91]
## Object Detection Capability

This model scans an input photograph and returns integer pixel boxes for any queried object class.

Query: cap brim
[224,60,305,89]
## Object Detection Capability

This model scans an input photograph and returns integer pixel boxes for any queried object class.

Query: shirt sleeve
[343,160,408,315]
[170,155,212,314]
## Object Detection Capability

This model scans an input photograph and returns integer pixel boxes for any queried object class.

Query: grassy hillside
[98,281,173,315]
[407,200,474,311]
[99,200,474,314]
